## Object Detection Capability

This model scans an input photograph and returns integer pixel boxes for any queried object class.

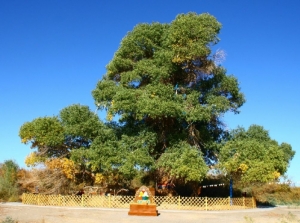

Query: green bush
[0,160,20,202]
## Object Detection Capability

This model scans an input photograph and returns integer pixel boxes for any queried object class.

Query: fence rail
[22,193,256,211]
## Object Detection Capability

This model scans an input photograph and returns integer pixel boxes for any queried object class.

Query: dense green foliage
[19,104,103,159]
[19,104,105,184]
[219,125,295,185]
[91,12,245,183]
[0,160,19,201]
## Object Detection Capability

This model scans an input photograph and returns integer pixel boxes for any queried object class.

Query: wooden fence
[22,193,256,211]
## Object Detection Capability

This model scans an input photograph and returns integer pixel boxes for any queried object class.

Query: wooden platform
[128,203,158,216]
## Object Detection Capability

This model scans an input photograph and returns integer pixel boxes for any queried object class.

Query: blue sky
[1,1,299,184]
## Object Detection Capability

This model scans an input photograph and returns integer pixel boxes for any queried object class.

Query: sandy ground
[1,202,300,223]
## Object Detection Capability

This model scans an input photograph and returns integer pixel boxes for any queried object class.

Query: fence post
[228,196,230,208]
[205,197,208,211]
[58,194,60,206]
[178,196,181,210]
[109,194,111,208]
[252,197,255,208]
[81,194,84,207]
[243,197,245,208]
[37,194,40,205]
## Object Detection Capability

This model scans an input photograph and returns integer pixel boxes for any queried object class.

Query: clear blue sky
[1,1,299,184]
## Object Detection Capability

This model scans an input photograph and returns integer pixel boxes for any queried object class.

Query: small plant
[277,212,300,223]
[244,216,255,223]
[1,216,17,223]
[243,212,300,223]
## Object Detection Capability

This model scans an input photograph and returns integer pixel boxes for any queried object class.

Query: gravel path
[1,202,300,223]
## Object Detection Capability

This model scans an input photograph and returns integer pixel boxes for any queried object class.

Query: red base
[128,203,158,216]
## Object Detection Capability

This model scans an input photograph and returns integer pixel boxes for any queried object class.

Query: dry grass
[252,184,300,206]
[243,212,300,223]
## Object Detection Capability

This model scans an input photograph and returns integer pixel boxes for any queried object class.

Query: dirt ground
[1,202,300,223]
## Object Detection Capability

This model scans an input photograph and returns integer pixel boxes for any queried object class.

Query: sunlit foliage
[219,125,295,184]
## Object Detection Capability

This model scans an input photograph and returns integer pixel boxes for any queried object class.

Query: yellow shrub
[95,173,105,184]
[25,152,45,167]
[45,158,75,180]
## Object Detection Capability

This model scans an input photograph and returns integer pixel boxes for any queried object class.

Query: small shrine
[128,185,158,216]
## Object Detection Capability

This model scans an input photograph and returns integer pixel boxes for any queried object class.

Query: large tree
[91,13,245,183]
[19,13,295,192]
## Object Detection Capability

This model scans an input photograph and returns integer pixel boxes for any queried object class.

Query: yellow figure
[139,191,144,197]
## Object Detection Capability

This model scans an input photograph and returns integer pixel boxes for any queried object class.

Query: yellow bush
[25,152,45,167]
[95,173,105,184]
[45,158,75,180]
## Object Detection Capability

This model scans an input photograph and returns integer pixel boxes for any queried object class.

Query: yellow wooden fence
[22,193,256,211]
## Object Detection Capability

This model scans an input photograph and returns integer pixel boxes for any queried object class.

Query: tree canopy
[19,104,104,159]
[91,12,245,183]
[219,125,295,185]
